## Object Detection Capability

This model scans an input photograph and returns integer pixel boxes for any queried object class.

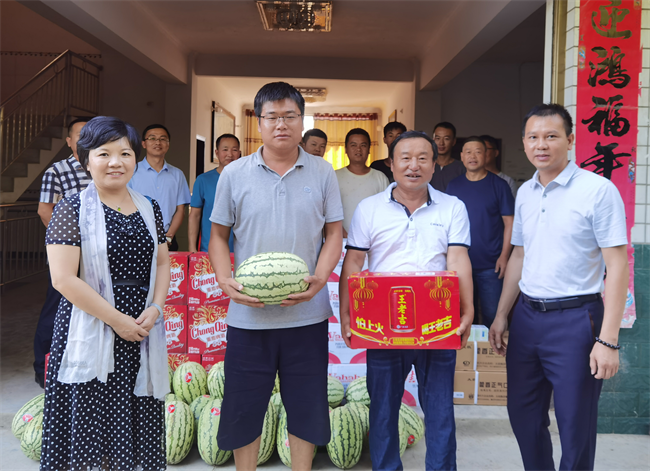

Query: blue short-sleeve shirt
[190,169,234,252]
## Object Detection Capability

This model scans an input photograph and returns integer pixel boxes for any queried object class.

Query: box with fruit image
[188,252,234,306]
[328,323,366,364]
[348,270,461,350]
[168,353,201,371]
[188,303,228,355]
[163,304,187,353]
[166,252,190,305]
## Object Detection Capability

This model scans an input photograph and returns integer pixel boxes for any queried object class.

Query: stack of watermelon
[12,393,45,461]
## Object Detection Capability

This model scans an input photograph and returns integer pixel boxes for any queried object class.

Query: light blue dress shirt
[128,157,191,232]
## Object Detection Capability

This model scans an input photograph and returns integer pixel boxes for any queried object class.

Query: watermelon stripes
[235,252,309,304]
[327,406,363,469]
[165,399,194,464]
[197,398,232,465]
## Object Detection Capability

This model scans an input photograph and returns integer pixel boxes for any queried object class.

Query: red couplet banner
[576,0,642,327]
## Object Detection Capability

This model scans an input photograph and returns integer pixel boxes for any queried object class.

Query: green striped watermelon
[168,365,174,388]
[198,398,232,465]
[12,393,44,439]
[399,403,424,447]
[165,399,194,464]
[344,402,369,446]
[235,252,309,304]
[327,406,363,469]
[327,376,345,408]
[190,395,212,433]
[173,361,208,404]
[257,401,278,465]
[345,376,370,406]
[270,392,284,417]
[398,415,408,457]
[207,361,225,399]
[273,372,281,394]
[20,412,43,461]
[165,393,177,404]
[276,409,317,468]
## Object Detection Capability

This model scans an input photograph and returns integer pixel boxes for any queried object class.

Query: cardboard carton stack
[327,243,368,389]
[165,252,233,372]
[453,327,507,406]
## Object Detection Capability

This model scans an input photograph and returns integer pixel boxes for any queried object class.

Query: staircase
[1,50,102,203]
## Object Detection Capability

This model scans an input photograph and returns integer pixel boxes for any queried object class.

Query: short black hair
[142,124,170,141]
[345,128,371,147]
[480,134,499,150]
[254,82,305,118]
[463,136,486,150]
[68,117,91,135]
[383,121,407,137]
[216,133,240,149]
[389,130,438,162]
[433,121,457,139]
[77,116,141,169]
[302,128,328,144]
[522,103,573,137]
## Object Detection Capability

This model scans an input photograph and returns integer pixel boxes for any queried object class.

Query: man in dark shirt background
[430,121,466,192]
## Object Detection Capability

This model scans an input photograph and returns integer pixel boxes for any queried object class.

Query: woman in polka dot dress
[41,117,170,471]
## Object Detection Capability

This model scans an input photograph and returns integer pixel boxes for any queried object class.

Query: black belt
[113,279,148,287]
[522,293,601,312]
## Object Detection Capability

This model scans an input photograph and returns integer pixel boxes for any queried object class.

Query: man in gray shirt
[209,82,343,470]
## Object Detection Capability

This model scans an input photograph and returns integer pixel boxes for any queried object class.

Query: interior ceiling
[207,76,409,109]
[137,0,459,59]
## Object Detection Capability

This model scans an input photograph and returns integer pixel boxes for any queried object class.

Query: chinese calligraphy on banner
[577,0,641,327]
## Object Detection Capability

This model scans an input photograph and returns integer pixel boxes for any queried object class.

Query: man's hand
[495,254,508,279]
[282,275,326,307]
[590,342,619,380]
[340,311,352,348]
[220,278,265,308]
[456,310,473,348]
[489,314,508,357]
[135,306,159,332]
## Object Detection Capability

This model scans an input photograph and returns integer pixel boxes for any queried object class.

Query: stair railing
[0,50,102,175]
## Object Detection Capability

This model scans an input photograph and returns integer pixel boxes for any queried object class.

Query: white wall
[438,62,544,184]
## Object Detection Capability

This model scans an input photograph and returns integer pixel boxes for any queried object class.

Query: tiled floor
[1,273,648,470]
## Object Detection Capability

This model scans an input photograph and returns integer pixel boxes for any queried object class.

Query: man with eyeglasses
[208,82,343,471]
[128,124,191,250]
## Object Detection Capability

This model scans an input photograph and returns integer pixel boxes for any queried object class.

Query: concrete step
[2,162,28,178]
[1,175,15,192]
[27,136,52,151]
[16,148,41,164]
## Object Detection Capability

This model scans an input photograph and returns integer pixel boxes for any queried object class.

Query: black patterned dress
[40,193,167,471]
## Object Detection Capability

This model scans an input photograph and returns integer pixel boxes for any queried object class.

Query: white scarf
[57,181,170,400]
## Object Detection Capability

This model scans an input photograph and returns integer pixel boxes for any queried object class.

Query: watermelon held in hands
[20,412,44,461]
[173,361,208,404]
[235,252,309,304]
[12,393,44,440]
[165,399,194,464]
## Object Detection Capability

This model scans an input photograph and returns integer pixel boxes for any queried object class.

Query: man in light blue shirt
[128,124,191,250]
[188,134,240,253]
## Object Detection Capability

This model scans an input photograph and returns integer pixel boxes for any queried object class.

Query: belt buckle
[532,299,547,312]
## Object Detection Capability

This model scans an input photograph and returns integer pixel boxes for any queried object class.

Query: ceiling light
[296,87,328,103]
[256,1,332,32]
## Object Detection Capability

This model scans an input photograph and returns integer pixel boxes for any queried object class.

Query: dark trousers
[33,271,62,387]
[506,295,604,471]
[472,268,503,328]
[367,349,457,471]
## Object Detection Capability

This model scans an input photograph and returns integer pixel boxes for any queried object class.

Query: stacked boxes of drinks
[453,327,507,406]
[327,242,368,387]
[165,252,233,371]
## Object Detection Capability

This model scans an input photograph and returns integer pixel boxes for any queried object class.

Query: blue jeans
[473,268,503,328]
[366,349,457,471]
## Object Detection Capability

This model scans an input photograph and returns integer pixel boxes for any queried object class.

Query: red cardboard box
[167,252,190,305]
[188,252,233,306]
[168,353,201,371]
[202,354,225,373]
[164,305,187,353]
[348,270,461,350]
[188,303,229,355]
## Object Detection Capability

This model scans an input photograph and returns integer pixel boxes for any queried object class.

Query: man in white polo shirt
[339,131,474,471]
[489,104,628,471]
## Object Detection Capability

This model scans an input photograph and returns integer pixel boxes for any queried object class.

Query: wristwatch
[166,236,173,244]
